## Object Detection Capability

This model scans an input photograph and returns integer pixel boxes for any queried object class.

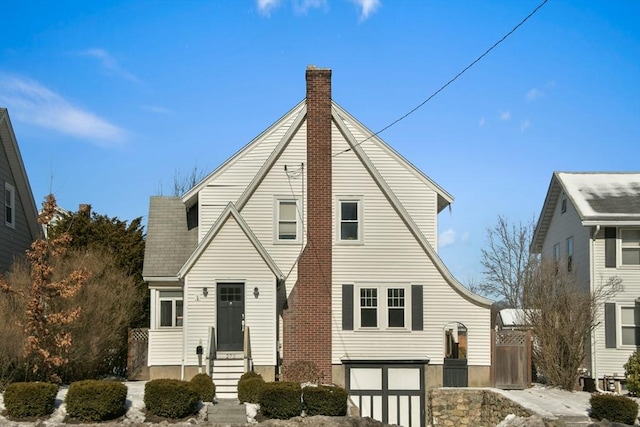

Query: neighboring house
[531,172,640,391]
[0,108,40,274]
[143,67,492,426]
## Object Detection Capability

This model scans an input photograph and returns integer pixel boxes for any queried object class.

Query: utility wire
[333,0,549,158]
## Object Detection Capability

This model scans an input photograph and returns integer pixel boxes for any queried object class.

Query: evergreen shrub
[144,379,199,419]
[238,377,266,403]
[65,379,127,422]
[3,382,58,418]
[303,385,348,416]
[259,382,302,419]
[589,393,638,425]
[624,350,640,396]
[190,373,215,402]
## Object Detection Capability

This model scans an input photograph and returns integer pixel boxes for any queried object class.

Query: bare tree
[524,258,622,390]
[479,215,535,308]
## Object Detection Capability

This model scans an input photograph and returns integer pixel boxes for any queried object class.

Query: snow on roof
[558,172,640,220]
[498,308,529,327]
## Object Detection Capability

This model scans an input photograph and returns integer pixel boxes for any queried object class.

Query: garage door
[345,363,424,427]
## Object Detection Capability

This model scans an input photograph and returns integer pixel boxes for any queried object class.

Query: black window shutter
[604,228,616,268]
[342,284,354,330]
[604,303,616,348]
[411,285,423,331]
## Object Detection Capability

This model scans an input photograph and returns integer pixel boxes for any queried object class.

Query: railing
[207,326,216,375]
[243,326,252,372]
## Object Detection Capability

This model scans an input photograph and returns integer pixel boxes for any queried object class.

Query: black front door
[217,283,244,351]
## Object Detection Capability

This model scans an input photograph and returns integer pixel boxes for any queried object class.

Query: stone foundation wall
[429,389,533,427]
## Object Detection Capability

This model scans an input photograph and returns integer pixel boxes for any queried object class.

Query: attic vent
[561,193,567,214]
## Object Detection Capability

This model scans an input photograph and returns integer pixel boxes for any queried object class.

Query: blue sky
[1,0,639,287]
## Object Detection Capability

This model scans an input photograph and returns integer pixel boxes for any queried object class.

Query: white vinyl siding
[331,124,491,366]
[148,284,184,366]
[184,216,278,367]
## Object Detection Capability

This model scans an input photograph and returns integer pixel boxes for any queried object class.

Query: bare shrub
[281,360,324,384]
[524,259,622,390]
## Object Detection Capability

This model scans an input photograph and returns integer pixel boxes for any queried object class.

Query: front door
[217,283,244,352]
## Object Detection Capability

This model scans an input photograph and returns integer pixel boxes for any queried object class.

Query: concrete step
[558,414,592,427]
[208,398,247,424]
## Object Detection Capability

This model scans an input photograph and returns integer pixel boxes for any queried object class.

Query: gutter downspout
[590,225,609,393]
[181,278,187,381]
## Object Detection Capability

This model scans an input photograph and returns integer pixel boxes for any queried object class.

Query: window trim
[566,237,573,272]
[618,228,640,268]
[337,197,363,245]
[5,182,15,228]
[618,303,639,348]
[157,290,183,328]
[274,198,301,244]
[354,284,410,330]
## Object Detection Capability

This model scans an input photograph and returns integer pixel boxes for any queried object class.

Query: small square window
[620,229,640,266]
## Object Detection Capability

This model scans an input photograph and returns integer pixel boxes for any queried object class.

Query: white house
[531,172,640,391]
[142,67,493,426]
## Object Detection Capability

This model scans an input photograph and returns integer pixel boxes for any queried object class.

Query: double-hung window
[620,305,639,346]
[357,285,408,329]
[277,200,298,241]
[338,199,361,243]
[159,290,183,327]
[620,229,640,266]
[5,183,15,228]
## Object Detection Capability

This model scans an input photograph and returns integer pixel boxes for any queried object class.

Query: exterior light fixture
[202,287,208,297]
[254,287,260,299]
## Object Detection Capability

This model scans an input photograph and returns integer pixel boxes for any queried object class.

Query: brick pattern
[283,67,333,381]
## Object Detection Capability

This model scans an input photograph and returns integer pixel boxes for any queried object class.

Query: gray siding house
[0,108,40,274]
[531,172,640,392]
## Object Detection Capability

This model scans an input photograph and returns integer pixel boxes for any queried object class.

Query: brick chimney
[282,66,333,381]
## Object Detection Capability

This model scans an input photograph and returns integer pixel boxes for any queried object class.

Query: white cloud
[78,48,140,83]
[0,74,127,146]
[293,0,327,14]
[439,228,456,248]
[257,0,282,15]
[479,116,486,127]
[500,110,511,121]
[520,119,531,132]
[525,88,543,101]
[351,0,381,20]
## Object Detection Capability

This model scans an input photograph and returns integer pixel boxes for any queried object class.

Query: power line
[333,0,549,157]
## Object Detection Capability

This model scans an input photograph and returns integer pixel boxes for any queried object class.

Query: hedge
[65,379,127,422]
[3,382,58,418]
[144,379,199,419]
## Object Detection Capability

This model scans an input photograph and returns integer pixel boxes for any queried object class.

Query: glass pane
[621,327,638,346]
[388,308,404,327]
[621,229,640,247]
[279,221,297,239]
[279,201,297,221]
[160,301,172,326]
[341,223,358,240]
[341,202,358,221]
[361,308,377,327]
[175,300,183,326]
[621,307,639,324]
[621,248,640,265]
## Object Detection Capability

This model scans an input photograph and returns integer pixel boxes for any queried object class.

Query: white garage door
[346,363,424,427]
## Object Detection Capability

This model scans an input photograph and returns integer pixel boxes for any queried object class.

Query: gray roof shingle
[142,197,197,279]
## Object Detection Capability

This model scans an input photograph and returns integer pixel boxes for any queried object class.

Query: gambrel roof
[531,171,640,252]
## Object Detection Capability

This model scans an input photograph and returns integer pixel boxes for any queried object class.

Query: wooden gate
[127,328,149,380]
[492,330,531,389]
[443,358,468,387]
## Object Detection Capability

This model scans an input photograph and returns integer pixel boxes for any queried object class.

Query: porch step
[557,414,592,427]
[208,398,246,425]
[212,356,245,399]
